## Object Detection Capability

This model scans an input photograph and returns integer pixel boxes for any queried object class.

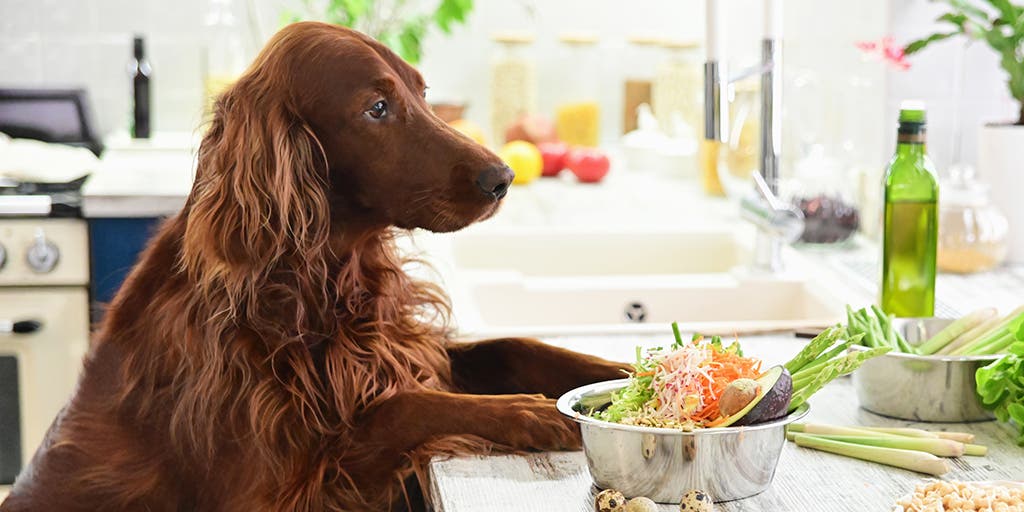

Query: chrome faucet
[704,6,802,273]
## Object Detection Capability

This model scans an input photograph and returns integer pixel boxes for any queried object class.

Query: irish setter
[0,22,626,512]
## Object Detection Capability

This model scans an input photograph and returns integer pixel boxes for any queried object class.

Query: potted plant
[904,0,1024,262]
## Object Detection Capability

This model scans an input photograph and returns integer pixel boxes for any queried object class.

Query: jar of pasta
[555,33,601,147]
[651,38,703,139]
[490,32,537,145]
[938,166,1009,273]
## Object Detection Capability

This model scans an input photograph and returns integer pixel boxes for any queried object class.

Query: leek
[916,308,996,355]
[793,434,950,475]
[936,315,1004,355]
[952,306,1024,356]
[934,431,975,443]
[795,434,964,457]
[856,426,937,438]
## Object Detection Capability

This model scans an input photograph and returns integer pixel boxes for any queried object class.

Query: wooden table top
[428,335,1024,512]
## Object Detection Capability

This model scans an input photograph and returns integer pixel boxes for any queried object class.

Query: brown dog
[0,22,626,511]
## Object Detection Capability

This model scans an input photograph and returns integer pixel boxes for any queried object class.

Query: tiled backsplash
[0,0,1015,177]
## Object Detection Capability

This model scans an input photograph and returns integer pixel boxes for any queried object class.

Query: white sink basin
[438,227,850,337]
[458,273,841,336]
[453,228,749,276]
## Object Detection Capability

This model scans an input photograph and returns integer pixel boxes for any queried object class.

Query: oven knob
[26,229,59,273]
[0,243,6,270]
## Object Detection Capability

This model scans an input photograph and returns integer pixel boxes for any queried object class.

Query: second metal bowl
[851,317,1000,422]
[557,379,809,503]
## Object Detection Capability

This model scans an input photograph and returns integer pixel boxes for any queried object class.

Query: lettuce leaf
[976,341,1024,446]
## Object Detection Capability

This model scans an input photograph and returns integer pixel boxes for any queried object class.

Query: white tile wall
[0,0,1013,179]
[886,0,1019,176]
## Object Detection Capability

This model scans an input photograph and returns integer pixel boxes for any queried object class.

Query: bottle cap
[899,100,926,124]
[133,35,145,58]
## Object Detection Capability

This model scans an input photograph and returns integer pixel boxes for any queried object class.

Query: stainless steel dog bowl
[556,379,810,503]
[851,317,1001,422]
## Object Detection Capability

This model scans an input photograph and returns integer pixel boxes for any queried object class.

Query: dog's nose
[475,165,514,199]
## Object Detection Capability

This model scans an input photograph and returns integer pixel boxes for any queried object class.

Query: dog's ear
[181,81,331,295]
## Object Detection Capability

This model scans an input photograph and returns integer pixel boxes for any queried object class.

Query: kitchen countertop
[428,333,1024,511]
[82,132,198,218]
[81,133,729,221]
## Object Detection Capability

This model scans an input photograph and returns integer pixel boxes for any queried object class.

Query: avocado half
[716,365,793,427]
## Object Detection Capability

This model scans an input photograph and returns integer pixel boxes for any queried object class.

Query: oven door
[0,287,88,483]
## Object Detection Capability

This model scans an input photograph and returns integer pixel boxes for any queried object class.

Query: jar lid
[559,32,599,45]
[626,34,664,46]
[659,38,702,50]
[941,165,989,207]
[491,31,535,44]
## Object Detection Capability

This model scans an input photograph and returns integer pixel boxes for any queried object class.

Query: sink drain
[624,301,647,323]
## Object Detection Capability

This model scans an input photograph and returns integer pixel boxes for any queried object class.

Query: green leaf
[396,17,429,64]
[943,0,993,23]
[989,0,1022,23]
[434,0,473,34]
[1009,402,1024,425]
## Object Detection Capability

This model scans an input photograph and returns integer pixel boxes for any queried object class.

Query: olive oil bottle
[881,103,938,317]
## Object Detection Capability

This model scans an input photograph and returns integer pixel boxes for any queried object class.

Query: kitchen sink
[437,227,851,337]
[451,227,749,276]
[453,273,843,336]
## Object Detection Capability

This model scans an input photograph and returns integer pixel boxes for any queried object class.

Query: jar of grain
[490,32,536,145]
[554,33,601,147]
[938,166,1009,273]
[621,34,662,134]
[651,39,703,139]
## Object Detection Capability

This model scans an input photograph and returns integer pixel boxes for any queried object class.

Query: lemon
[498,140,542,185]
[448,118,487,145]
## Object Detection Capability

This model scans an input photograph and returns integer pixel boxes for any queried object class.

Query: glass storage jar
[490,32,537,145]
[709,80,761,198]
[622,34,661,134]
[651,38,703,139]
[937,167,1009,273]
[554,33,601,147]
[785,145,861,245]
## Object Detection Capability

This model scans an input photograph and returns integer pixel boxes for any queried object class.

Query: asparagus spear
[790,335,863,382]
[788,346,891,412]
[785,325,844,374]
[793,434,950,475]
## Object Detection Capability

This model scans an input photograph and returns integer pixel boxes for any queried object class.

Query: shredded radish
[629,338,763,426]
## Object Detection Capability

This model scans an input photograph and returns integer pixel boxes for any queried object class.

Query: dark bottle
[130,35,152,139]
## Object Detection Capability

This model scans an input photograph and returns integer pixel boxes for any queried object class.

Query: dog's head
[186,22,512,274]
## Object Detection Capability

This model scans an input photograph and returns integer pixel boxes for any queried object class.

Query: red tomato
[537,142,570,177]
[565,148,610,183]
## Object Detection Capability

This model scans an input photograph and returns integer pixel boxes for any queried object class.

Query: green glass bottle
[881,103,938,317]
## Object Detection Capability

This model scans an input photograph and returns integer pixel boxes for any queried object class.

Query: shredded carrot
[692,347,762,422]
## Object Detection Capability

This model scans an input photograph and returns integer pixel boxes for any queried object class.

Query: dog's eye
[366,100,388,119]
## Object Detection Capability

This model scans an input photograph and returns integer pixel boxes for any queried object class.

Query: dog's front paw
[486,395,581,451]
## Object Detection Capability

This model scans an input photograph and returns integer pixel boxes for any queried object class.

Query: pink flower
[856,36,911,71]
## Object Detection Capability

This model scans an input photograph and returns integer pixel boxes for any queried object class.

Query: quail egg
[679,489,714,512]
[595,489,627,512]
[624,496,659,512]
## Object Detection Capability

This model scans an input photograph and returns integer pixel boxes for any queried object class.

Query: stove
[0,178,89,484]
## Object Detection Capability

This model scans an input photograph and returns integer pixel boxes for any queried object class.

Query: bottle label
[897,132,925,144]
